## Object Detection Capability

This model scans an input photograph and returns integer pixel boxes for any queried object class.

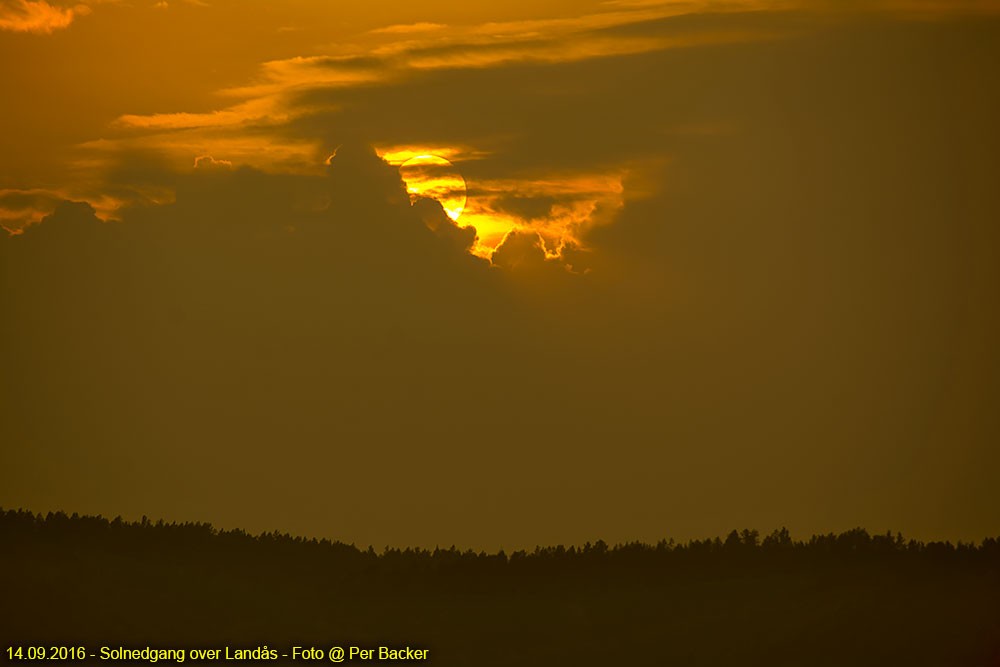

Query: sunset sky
[1,0,998,549]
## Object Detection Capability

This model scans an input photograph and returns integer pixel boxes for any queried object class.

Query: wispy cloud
[369,22,447,35]
[80,0,1000,254]
[115,97,289,131]
[0,0,87,33]
[73,3,794,256]
[0,187,129,231]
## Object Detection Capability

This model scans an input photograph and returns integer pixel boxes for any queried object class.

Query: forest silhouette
[2,509,998,665]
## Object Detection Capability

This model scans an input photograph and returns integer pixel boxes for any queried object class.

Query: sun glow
[379,146,477,166]
[398,155,467,222]
[386,144,629,262]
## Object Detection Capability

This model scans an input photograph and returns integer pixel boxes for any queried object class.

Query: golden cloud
[0,0,87,33]
[369,22,447,35]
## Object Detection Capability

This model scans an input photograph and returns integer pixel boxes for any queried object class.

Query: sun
[399,155,467,221]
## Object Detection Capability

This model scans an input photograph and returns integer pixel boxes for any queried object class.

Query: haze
[1,0,998,550]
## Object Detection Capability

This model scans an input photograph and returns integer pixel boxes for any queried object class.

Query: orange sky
[3,0,997,254]
[1,0,999,549]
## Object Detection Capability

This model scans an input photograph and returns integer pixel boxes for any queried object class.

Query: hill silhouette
[2,509,998,665]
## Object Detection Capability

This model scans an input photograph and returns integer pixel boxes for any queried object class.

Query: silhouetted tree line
[2,508,999,666]
[5,509,997,568]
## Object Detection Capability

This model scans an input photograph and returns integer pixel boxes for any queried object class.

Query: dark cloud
[2,11,999,550]
[0,145,595,547]
[0,189,67,232]
[491,230,550,272]
[0,189,61,211]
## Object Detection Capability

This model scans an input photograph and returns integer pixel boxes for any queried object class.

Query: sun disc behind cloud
[399,155,467,221]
